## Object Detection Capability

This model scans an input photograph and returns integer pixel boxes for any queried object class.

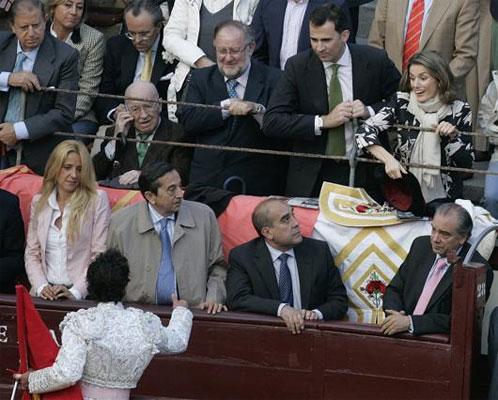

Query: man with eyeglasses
[94,0,175,125]
[263,3,400,198]
[0,0,78,175]
[93,80,191,188]
[178,20,288,196]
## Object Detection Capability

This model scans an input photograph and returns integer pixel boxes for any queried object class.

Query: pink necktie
[413,258,447,315]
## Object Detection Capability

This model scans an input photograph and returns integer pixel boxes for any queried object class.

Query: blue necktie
[278,253,293,306]
[156,218,176,305]
[4,52,27,124]
[226,79,239,99]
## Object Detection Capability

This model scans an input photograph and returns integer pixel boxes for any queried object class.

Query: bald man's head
[124,81,161,134]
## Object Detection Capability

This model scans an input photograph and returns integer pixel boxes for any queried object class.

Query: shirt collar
[48,189,72,211]
[49,23,73,43]
[16,41,39,63]
[265,241,296,263]
[147,202,176,225]
[224,62,251,89]
[322,44,351,70]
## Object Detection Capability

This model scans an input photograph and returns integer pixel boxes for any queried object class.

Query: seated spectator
[94,0,174,124]
[13,249,193,399]
[381,203,493,336]
[478,70,498,218]
[0,0,78,175]
[93,81,190,187]
[162,0,259,120]
[0,188,25,293]
[107,161,227,312]
[226,198,347,334]
[25,140,111,300]
[178,21,287,195]
[356,51,474,204]
[47,0,105,137]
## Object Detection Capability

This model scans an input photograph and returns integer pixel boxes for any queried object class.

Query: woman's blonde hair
[46,0,87,27]
[35,140,97,242]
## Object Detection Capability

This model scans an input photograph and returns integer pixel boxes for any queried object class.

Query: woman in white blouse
[25,140,111,300]
[14,249,193,400]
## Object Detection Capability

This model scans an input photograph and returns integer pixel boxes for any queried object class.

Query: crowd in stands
[2,0,498,397]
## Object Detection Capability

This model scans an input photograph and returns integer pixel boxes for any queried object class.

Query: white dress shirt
[37,191,81,300]
[279,0,309,70]
[403,0,433,38]
[0,41,40,140]
[265,242,324,320]
[49,23,73,43]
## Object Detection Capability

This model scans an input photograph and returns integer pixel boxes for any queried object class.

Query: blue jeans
[485,159,498,219]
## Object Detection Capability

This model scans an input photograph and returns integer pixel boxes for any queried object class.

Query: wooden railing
[0,261,487,399]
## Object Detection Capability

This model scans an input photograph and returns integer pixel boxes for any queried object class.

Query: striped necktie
[4,52,28,123]
[278,253,293,306]
[403,0,425,70]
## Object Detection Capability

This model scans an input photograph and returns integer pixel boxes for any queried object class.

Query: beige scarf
[407,92,450,202]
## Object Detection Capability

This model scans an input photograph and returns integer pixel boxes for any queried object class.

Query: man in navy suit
[263,3,400,197]
[251,0,350,70]
[226,198,347,334]
[178,20,288,196]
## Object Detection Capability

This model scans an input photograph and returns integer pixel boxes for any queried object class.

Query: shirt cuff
[312,309,324,320]
[367,106,375,117]
[107,107,117,123]
[220,99,231,120]
[277,303,287,317]
[314,116,323,135]
[408,316,414,333]
[69,288,82,300]
[0,72,10,91]
[14,122,29,140]
[104,140,116,160]
[36,283,49,297]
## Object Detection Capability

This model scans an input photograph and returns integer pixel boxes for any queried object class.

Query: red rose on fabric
[366,280,386,294]
[355,204,369,213]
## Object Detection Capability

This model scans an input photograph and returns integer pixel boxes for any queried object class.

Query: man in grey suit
[0,0,78,175]
[107,161,227,313]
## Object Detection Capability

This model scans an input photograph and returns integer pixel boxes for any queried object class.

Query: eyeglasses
[125,29,156,41]
[126,103,157,114]
[215,44,249,57]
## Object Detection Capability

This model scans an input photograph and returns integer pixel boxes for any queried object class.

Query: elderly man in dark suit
[382,203,493,336]
[226,198,347,334]
[251,0,350,70]
[93,80,190,187]
[0,0,78,175]
[178,20,288,196]
[263,3,400,197]
[94,0,175,124]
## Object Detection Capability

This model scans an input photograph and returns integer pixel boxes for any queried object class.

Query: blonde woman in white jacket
[162,0,259,121]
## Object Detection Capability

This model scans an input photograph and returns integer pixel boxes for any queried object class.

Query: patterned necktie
[412,257,447,315]
[4,52,27,123]
[136,132,152,167]
[156,218,176,305]
[141,49,153,81]
[278,253,293,306]
[403,0,425,70]
[326,64,346,156]
[226,79,239,99]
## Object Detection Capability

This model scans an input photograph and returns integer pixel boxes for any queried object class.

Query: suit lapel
[306,52,328,114]
[32,35,55,87]
[294,243,312,309]
[142,119,169,166]
[151,33,167,83]
[0,35,17,72]
[411,252,437,307]
[255,239,280,300]
[393,0,409,55]
[349,44,368,100]
[123,41,139,85]
[272,1,287,59]
[243,63,264,103]
[420,0,451,49]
